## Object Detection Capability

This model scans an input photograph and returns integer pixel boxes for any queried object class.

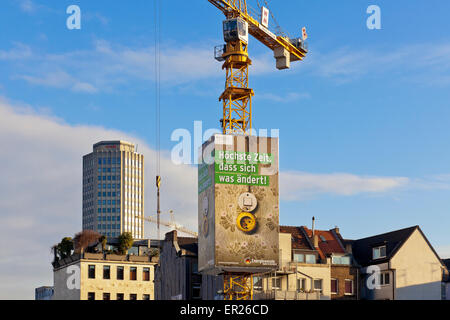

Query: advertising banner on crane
[261,6,270,28]
[198,134,279,274]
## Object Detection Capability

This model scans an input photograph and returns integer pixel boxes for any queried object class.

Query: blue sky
[0,0,450,298]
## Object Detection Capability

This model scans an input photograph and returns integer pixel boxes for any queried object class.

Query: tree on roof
[73,230,102,254]
[51,237,74,261]
[118,232,133,255]
[99,235,107,253]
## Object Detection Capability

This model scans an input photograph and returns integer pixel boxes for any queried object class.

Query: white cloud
[17,71,98,94]
[408,174,450,191]
[0,43,32,60]
[19,0,35,13]
[256,92,311,103]
[301,43,450,86]
[0,98,197,299]
[71,82,99,94]
[280,171,409,201]
[2,39,273,93]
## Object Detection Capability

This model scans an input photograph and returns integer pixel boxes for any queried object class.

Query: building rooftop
[93,140,135,148]
[302,226,346,258]
[349,226,422,267]
[280,225,347,261]
[279,226,313,250]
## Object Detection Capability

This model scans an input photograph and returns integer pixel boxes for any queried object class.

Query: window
[130,294,137,300]
[272,277,281,290]
[103,293,110,300]
[297,278,306,292]
[143,294,150,300]
[88,265,95,279]
[380,272,390,286]
[143,268,150,281]
[345,280,354,295]
[313,279,323,292]
[332,255,351,265]
[117,266,124,280]
[373,245,387,260]
[293,253,304,263]
[305,254,316,264]
[116,293,124,300]
[192,285,201,299]
[253,276,263,290]
[103,266,110,279]
[331,279,338,294]
[87,292,95,300]
[130,267,137,280]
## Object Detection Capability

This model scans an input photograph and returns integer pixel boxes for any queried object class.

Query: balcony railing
[253,290,320,300]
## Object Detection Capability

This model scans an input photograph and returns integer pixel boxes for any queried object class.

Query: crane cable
[154,0,162,241]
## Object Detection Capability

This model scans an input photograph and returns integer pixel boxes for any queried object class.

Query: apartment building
[155,231,203,300]
[156,225,358,300]
[251,225,358,300]
[52,251,157,300]
[82,141,144,239]
[35,286,54,300]
[443,259,450,300]
[350,226,448,300]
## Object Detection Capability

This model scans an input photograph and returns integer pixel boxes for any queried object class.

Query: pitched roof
[350,226,418,267]
[302,226,346,259]
[280,225,347,261]
[279,226,313,250]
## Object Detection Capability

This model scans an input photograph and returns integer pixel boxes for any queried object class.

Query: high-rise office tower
[82,141,144,239]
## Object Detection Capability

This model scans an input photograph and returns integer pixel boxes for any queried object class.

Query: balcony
[253,290,320,300]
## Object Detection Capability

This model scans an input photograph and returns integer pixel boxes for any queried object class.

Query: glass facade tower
[82,141,144,239]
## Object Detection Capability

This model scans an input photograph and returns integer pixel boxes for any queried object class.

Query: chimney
[312,217,315,238]
[165,230,178,243]
[313,234,319,248]
[333,226,340,235]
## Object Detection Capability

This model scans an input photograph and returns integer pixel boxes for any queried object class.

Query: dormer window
[373,245,387,260]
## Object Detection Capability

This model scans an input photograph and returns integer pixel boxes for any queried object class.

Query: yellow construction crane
[141,211,198,238]
[208,0,308,134]
[207,0,308,300]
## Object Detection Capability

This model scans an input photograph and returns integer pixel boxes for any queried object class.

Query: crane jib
[208,0,307,61]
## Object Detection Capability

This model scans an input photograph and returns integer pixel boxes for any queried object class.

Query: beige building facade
[53,253,156,300]
[354,226,448,300]
[390,228,445,300]
[252,232,328,300]
[82,140,144,239]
